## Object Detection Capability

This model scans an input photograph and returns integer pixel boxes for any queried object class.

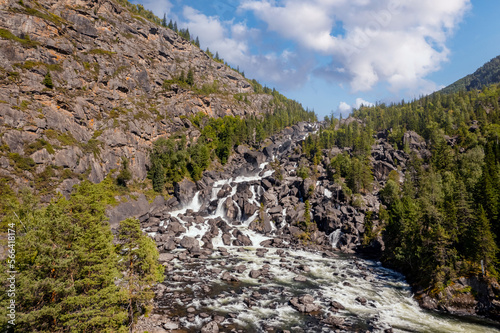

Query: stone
[163,321,179,330]
[174,179,197,205]
[180,236,200,251]
[158,253,175,262]
[355,297,367,305]
[249,270,262,279]
[106,194,150,229]
[289,294,320,313]
[201,321,219,333]
[330,301,345,310]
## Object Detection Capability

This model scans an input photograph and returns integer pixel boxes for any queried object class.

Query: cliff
[0,0,273,197]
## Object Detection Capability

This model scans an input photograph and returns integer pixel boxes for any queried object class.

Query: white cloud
[241,0,471,93]
[181,6,314,89]
[337,101,352,116]
[182,7,249,64]
[134,0,172,18]
[354,98,374,108]
[336,97,374,117]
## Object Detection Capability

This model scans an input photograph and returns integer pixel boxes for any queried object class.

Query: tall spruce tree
[117,218,164,332]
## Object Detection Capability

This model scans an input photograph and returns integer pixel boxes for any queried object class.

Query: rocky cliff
[0,0,273,197]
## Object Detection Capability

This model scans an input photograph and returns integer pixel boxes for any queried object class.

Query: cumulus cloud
[241,0,471,93]
[337,101,352,117]
[182,7,249,64]
[336,97,374,117]
[181,6,315,89]
[133,0,172,18]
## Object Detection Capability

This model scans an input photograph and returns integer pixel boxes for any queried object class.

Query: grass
[24,139,55,155]
[45,129,77,146]
[8,153,36,172]
[14,61,62,71]
[83,61,100,81]
[0,28,38,47]
[194,80,221,95]
[88,48,116,56]
[13,4,65,27]
[81,139,103,158]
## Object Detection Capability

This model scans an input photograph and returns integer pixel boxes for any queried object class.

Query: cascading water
[149,129,500,333]
[329,229,342,249]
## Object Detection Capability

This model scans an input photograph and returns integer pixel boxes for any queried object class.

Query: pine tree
[42,71,53,89]
[117,218,164,332]
[168,19,173,29]
[186,68,194,86]
[472,205,498,275]
[1,181,129,332]
[195,36,200,47]
[161,13,167,27]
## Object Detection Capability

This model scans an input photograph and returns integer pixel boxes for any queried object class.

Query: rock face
[0,0,273,195]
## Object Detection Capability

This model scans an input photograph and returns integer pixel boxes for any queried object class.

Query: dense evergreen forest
[357,84,500,291]
[440,55,500,95]
[301,83,500,292]
[0,179,164,332]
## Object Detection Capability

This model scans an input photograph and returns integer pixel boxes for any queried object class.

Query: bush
[42,71,53,88]
[116,158,132,187]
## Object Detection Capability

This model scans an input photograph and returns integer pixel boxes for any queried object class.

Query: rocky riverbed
[131,122,500,332]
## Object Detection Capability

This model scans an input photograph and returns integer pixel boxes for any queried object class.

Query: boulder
[244,151,265,166]
[174,179,197,205]
[290,294,320,313]
[201,321,219,333]
[180,236,200,251]
[106,194,150,229]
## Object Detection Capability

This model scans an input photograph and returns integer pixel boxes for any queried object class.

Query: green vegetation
[440,55,500,94]
[13,2,65,26]
[150,102,316,192]
[44,129,77,146]
[24,138,55,155]
[88,48,116,56]
[0,28,38,47]
[14,61,62,71]
[351,83,500,291]
[42,71,53,88]
[116,158,132,187]
[117,218,165,330]
[8,153,36,172]
[0,180,163,332]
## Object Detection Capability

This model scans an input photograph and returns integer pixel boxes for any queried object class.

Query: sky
[134,0,500,119]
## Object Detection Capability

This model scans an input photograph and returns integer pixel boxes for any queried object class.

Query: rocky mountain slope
[0,0,274,197]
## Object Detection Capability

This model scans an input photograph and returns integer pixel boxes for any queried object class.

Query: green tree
[117,218,164,332]
[43,71,53,89]
[186,68,194,86]
[0,181,129,332]
[117,157,132,187]
[471,206,498,276]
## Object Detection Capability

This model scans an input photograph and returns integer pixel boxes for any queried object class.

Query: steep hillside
[0,0,279,196]
[440,55,500,94]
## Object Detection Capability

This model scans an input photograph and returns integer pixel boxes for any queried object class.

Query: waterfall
[329,229,342,249]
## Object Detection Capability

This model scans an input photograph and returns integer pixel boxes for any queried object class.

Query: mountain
[439,55,500,94]
[0,0,307,198]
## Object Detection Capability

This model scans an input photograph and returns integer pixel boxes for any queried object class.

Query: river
[149,147,500,332]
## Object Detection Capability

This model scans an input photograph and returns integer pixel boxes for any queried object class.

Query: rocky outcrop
[0,0,274,195]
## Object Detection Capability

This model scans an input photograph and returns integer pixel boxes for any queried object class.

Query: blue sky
[135,0,500,119]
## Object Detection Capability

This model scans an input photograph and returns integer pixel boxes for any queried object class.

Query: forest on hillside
[301,83,500,291]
